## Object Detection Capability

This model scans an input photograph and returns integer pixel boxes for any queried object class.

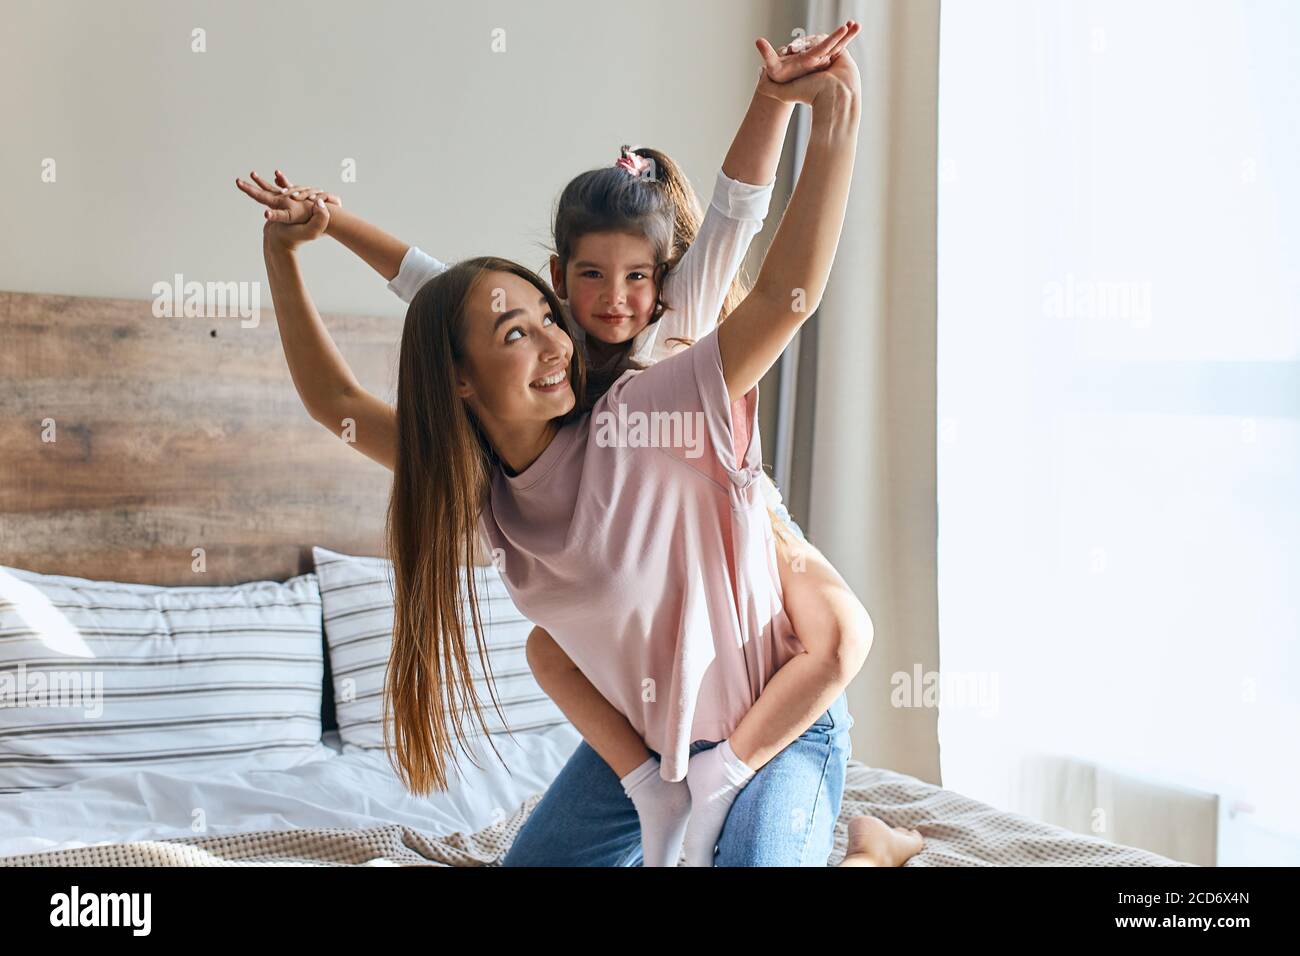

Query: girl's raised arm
[259,200,398,471]
[716,49,862,403]
[237,170,447,302]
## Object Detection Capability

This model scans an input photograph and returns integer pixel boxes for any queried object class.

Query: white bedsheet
[0,724,581,859]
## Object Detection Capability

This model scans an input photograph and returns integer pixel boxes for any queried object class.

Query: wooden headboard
[0,289,400,586]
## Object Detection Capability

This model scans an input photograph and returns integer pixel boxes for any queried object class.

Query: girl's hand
[756,20,860,85]
[262,196,331,252]
[236,168,341,226]
[269,169,342,207]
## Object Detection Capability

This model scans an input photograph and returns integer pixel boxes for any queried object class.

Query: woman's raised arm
[656,23,861,349]
[716,49,862,402]
[260,201,397,471]
[720,22,859,187]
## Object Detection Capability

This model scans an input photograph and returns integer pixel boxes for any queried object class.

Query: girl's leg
[526,626,651,778]
[839,817,925,866]
[755,505,923,867]
[681,512,872,865]
[713,691,854,866]
[501,738,644,867]
[524,626,691,866]
[725,525,873,773]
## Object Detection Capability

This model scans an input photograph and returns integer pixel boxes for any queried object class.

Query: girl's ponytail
[626,146,752,325]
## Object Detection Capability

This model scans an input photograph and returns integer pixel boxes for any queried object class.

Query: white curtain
[937,0,1299,864]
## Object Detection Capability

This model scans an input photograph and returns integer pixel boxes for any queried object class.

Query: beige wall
[2,0,812,460]
[0,0,803,320]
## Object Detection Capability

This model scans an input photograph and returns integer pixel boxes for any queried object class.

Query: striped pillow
[312,546,568,750]
[0,564,326,794]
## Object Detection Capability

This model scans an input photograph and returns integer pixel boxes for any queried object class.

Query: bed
[0,290,1194,867]
[0,729,1194,866]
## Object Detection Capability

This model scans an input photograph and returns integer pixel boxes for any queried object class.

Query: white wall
[937,0,1300,861]
[1,0,802,319]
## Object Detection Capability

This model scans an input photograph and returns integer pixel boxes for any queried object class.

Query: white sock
[620,756,692,867]
[682,738,756,867]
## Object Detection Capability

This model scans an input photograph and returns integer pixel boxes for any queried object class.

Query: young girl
[241,25,921,868]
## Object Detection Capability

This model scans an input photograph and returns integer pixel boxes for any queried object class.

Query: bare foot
[837,815,924,867]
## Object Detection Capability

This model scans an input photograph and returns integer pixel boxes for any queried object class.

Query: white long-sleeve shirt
[385,167,787,510]
[386,168,772,365]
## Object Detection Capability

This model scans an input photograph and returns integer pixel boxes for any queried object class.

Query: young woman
[241,31,915,868]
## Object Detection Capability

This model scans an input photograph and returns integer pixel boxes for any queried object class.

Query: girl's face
[552,231,660,347]
[456,271,576,429]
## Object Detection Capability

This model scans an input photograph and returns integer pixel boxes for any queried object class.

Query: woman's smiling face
[456,270,576,428]
[557,230,661,347]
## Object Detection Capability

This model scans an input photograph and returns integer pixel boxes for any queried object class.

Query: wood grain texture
[0,289,405,585]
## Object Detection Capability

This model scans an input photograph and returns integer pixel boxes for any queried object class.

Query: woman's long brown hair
[386,154,781,794]
[382,256,586,795]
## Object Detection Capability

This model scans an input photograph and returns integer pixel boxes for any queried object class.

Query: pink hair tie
[614,145,654,179]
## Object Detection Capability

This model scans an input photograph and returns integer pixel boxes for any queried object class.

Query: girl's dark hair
[551,146,754,402]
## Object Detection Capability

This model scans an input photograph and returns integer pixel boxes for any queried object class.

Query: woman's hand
[756,20,860,85]
[262,196,331,253]
[236,168,341,226]
[814,44,862,102]
[756,40,861,108]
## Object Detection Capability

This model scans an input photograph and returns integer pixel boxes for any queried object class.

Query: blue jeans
[502,691,854,866]
[773,500,808,543]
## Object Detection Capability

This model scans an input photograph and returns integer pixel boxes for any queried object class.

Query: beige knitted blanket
[1,761,1194,867]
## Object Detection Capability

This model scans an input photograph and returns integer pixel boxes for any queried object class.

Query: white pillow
[312,546,569,750]
[0,564,327,793]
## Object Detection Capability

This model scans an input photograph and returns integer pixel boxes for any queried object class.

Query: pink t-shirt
[478,327,804,782]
